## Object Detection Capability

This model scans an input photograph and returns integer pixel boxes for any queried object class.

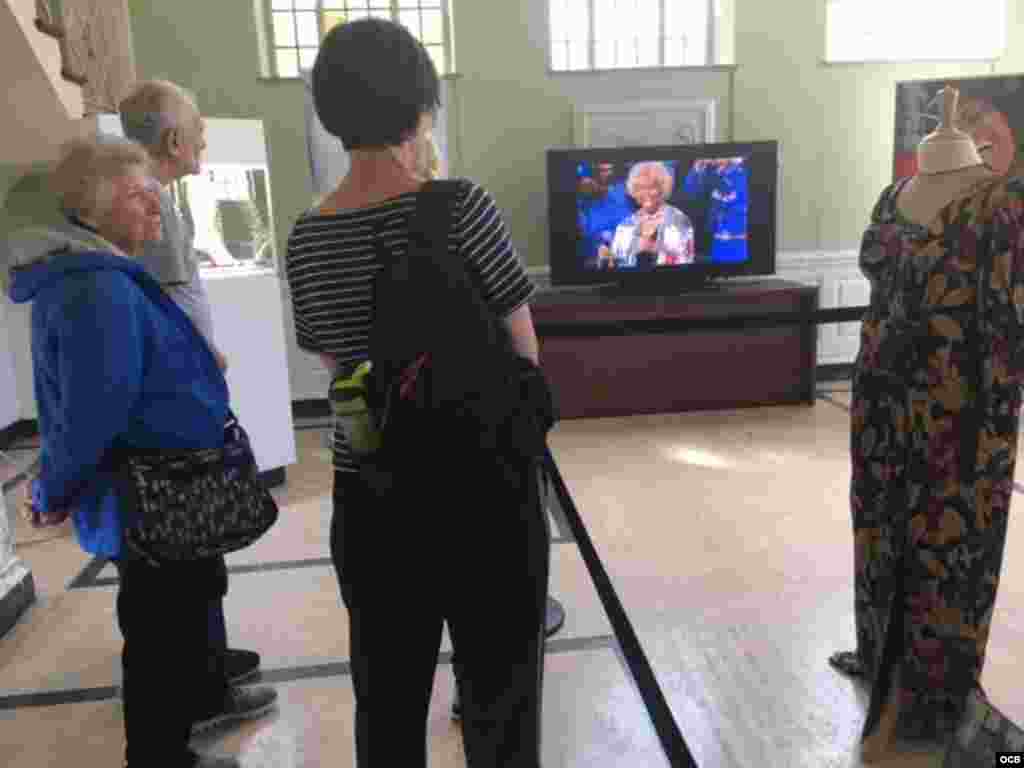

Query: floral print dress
[851,175,1024,739]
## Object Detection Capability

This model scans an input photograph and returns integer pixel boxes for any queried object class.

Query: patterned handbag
[117,415,279,566]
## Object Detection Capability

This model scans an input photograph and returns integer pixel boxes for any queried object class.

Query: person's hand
[214,347,228,372]
[597,244,613,268]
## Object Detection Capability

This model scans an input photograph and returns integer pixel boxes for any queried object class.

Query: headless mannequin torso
[895,86,995,228]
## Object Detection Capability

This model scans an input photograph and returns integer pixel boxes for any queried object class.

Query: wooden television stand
[531,278,819,419]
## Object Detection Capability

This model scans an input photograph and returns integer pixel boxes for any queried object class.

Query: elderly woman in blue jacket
[4,137,242,768]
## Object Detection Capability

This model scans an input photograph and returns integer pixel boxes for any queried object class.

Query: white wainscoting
[775,250,869,367]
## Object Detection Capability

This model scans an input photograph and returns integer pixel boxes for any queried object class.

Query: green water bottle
[330,361,382,455]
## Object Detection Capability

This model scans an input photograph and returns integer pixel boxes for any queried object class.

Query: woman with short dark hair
[286,17,549,767]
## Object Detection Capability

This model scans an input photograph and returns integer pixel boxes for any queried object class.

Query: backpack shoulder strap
[409,179,462,254]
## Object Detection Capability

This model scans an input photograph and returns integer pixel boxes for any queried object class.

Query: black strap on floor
[543,447,698,768]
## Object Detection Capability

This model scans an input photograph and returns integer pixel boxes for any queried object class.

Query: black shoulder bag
[360,180,556,491]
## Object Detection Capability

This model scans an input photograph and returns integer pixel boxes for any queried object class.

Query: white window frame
[546,0,717,73]
[823,0,1007,64]
[259,0,455,78]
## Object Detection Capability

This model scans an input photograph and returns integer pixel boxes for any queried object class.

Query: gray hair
[49,136,152,220]
[119,79,199,155]
[626,161,674,199]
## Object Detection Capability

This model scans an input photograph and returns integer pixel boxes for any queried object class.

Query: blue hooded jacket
[4,221,230,557]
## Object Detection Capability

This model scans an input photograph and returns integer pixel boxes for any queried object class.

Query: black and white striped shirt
[285,180,535,473]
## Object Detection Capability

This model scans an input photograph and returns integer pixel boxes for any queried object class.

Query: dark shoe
[223,648,260,685]
[191,685,277,735]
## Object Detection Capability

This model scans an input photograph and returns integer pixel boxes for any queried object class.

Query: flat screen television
[547,140,779,291]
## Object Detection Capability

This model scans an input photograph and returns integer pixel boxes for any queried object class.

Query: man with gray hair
[119,79,276,737]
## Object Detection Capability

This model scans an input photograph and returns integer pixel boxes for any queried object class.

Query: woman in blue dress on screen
[598,161,694,269]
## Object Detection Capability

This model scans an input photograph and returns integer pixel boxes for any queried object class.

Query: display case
[171,118,280,275]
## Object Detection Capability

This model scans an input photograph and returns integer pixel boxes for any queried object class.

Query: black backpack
[361,180,556,485]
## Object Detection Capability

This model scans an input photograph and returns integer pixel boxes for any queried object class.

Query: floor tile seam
[0,634,617,711]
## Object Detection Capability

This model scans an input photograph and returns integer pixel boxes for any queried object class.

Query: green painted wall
[8,1,1022,266]
[731,0,1023,252]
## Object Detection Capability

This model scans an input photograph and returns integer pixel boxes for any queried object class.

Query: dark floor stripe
[78,557,337,588]
[544,448,698,768]
[0,634,616,710]
[0,685,122,710]
[66,556,110,590]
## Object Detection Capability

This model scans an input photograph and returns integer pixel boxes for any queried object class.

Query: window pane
[272,12,296,47]
[322,10,347,37]
[299,47,318,70]
[593,0,616,40]
[271,0,292,9]
[425,44,445,74]
[638,35,658,67]
[398,0,423,6]
[347,8,370,21]
[421,9,443,44]
[568,40,589,70]
[594,39,616,69]
[550,41,568,71]
[275,48,300,77]
[293,0,316,8]
[825,0,1005,62]
[295,11,318,46]
[665,0,707,65]
[549,0,570,41]
[594,0,659,68]
[398,10,421,36]
[664,36,685,67]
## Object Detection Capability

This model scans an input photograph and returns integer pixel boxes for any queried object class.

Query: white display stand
[0,486,35,638]
[204,270,297,474]
[194,118,296,476]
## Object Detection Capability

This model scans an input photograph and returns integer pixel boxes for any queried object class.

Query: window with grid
[548,0,713,72]
[265,0,452,78]
[825,0,1006,63]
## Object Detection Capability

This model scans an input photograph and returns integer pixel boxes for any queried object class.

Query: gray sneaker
[191,685,277,735]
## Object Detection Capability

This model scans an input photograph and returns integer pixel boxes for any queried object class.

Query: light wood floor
[2,388,1023,767]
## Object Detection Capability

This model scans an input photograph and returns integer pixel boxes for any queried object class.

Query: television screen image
[547,141,777,289]
[575,156,750,271]
[894,74,1024,180]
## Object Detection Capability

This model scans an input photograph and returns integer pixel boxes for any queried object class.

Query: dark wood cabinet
[531,279,819,419]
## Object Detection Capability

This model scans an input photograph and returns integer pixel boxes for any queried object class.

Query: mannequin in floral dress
[831,86,1024,761]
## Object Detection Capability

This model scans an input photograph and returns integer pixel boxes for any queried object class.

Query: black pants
[115,555,229,767]
[332,457,550,767]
